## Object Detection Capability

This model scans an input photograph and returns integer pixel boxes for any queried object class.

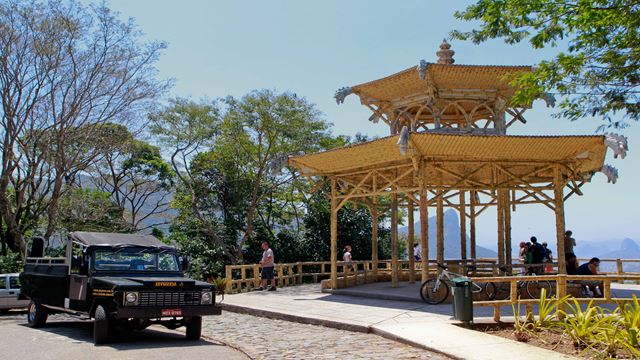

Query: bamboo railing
[471,274,640,322]
[224,258,640,294]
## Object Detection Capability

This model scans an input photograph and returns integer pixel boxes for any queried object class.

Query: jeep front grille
[138,291,201,306]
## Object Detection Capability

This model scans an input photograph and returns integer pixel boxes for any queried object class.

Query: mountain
[593,238,640,272]
[399,208,498,258]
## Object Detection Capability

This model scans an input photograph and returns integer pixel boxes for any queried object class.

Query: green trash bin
[451,277,473,323]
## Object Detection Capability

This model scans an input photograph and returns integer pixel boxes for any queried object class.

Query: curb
[221,303,369,333]
[199,332,255,360]
[369,326,465,360]
[326,288,424,304]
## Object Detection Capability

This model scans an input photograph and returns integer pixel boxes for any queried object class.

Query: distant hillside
[399,208,498,258]
[590,238,640,272]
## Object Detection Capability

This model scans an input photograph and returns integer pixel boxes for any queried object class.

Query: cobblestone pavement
[202,311,450,360]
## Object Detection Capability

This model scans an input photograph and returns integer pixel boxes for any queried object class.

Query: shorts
[261,266,274,280]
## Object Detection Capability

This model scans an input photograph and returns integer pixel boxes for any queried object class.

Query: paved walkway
[203,311,449,359]
[221,284,578,360]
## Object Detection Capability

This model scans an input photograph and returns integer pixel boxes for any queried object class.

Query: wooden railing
[224,260,373,293]
[224,258,640,294]
[471,274,640,322]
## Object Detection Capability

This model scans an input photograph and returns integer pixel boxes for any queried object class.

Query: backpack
[531,243,545,263]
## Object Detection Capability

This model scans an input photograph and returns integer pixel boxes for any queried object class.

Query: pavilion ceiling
[289,133,606,194]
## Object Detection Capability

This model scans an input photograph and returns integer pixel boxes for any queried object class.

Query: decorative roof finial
[436,39,455,65]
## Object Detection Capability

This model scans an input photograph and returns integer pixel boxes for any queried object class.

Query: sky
[105,0,639,252]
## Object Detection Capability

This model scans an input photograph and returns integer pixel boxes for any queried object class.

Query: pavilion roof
[289,133,606,188]
[349,63,533,103]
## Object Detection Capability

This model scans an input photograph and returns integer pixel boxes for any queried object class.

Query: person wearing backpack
[529,236,545,274]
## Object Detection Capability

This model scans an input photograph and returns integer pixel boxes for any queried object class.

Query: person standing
[518,242,527,263]
[413,243,421,261]
[542,242,554,272]
[343,245,354,271]
[564,230,576,259]
[529,237,545,274]
[257,241,276,291]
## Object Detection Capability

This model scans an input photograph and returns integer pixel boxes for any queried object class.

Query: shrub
[0,250,23,273]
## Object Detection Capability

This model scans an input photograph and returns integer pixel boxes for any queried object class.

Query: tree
[57,188,132,233]
[0,0,168,252]
[149,98,224,250]
[220,90,335,260]
[452,0,640,129]
[91,125,174,230]
[299,191,392,262]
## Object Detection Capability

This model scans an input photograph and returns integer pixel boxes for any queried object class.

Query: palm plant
[560,299,615,349]
[617,295,640,348]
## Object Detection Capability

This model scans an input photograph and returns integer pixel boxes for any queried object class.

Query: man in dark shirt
[576,257,602,297]
[566,254,578,275]
[577,257,600,275]
[529,237,545,274]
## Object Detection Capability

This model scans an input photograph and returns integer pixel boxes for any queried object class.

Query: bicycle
[489,266,554,300]
[420,263,496,305]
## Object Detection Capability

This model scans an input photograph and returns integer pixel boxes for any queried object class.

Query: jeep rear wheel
[27,298,48,328]
[185,316,202,340]
[93,305,110,345]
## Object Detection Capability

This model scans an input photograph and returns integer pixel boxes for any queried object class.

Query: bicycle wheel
[526,280,554,299]
[420,278,449,305]
[486,282,510,300]
[481,282,496,300]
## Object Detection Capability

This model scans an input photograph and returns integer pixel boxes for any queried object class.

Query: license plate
[161,308,182,316]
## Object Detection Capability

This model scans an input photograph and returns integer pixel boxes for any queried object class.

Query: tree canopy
[0,0,167,253]
[452,0,640,129]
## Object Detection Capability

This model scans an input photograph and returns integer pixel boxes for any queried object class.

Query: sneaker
[268,286,277,291]
[255,287,265,291]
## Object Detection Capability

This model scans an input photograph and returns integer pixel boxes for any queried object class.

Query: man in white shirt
[257,241,276,291]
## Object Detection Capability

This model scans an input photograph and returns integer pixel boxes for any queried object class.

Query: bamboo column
[371,196,379,280]
[554,166,567,274]
[497,190,505,266]
[408,199,415,283]
[470,190,477,260]
[420,188,429,281]
[391,190,399,287]
[459,191,467,260]
[505,190,512,269]
[437,190,444,268]
[330,179,338,289]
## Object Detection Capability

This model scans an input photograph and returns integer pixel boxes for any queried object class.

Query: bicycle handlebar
[437,263,448,270]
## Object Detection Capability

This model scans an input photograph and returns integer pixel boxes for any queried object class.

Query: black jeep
[20,232,222,344]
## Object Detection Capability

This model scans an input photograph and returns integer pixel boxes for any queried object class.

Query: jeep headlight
[125,291,139,306]
[200,291,212,305]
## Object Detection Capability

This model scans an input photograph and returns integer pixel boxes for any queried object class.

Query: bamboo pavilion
[289,40,628,290]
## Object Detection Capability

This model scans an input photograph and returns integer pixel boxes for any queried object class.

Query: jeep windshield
[93,248,180,272]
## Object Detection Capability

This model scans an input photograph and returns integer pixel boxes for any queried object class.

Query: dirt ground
[472,323,635,359]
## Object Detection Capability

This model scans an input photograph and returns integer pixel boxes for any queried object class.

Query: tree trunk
[236,164,265,262]
[44,175,64,240]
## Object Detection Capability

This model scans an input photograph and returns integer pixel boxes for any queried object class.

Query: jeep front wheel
[185,316,202,340]
[27,298,48,328]
[93,305,110,345]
